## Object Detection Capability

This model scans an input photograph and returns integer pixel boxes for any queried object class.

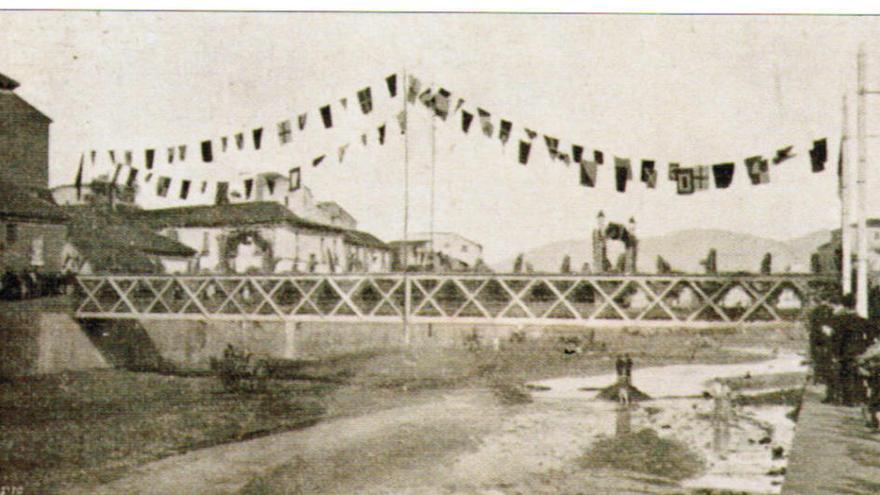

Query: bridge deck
[73,273,838,327]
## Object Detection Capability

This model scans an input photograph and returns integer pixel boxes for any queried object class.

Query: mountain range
[491,228,831,274]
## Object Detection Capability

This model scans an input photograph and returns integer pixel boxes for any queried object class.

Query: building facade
[813,220,880,282]
[0,73,50,189]
[390,232,483,272]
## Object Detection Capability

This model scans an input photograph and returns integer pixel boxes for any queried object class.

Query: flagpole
[402,69,411,345]
[429,106,437,273]
[856,45,869,318]
[841,94,852,296]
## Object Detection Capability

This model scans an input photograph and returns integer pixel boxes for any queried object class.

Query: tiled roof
[343,230,389,250]
[0,182,67,223]
[65,206,196,258]
[133,202,346,234]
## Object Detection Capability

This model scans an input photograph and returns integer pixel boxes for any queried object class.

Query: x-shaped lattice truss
[75,274,838,324]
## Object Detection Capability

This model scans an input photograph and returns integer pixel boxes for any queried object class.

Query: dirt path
[59,389,504,495]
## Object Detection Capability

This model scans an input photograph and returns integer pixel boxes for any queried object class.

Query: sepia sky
[3,12,880,263]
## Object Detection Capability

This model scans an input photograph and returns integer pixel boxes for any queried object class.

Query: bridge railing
[73,273,839,327]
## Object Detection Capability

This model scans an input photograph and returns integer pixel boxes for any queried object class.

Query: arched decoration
[217,228,276,273]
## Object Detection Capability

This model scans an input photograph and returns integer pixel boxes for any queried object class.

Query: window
[6,224,17,245]
[30,236,44,267]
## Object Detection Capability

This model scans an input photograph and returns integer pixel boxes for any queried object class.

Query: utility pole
[856,46,870,318]
[402,70,411,344]
[842,94,852,296]
[429,109,437,273]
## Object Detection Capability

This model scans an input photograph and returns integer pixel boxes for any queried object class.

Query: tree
[560,255,572,274]
[513,253,524,273]
[760,253,772,274]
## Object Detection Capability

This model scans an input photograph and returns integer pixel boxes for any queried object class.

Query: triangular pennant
[235,132,245,150]
[145,149,155,169]
[320,105,333,128]
[580,161,597,187]
[386,73,398,97]
[178,145,186,161]
[676,168,695,194]
[361,133,368,146]
[640,160,655,183]
[461,110,473,133]
[773,145,795,165]
[288,167,301,191]
[339,97,348,110]
[397,110,407,134]
[477,108,493,137]
[312,155,325,167]
[518,140,531,165]
[180,179,191,199]
[811,138,828,173]
[357,87,373,114]
[712,162,735,189]
[543,135,559,160]
[614,157,631,192]
[278,120,292,144]
[433,88,451,120]
[252,128,263,150]
[221,136,228,152]
[378,124,387,145]
[407,75,421,104]
[499,120,512,145]
[338,143,350,163]
[157,176,172,197]
[572,145,584,163]
[244,178,253,199]
[593,150,604,165]
[124,150,132,167]
[297,113,308,131]
[201,140,213,162]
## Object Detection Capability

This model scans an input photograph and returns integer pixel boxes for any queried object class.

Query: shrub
[211,344,270,393]
[580,428,705,481]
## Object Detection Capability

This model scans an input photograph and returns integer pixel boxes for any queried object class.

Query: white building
[390,232,484,272]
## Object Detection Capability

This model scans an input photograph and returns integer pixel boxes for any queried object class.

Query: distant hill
[492,228,831,274]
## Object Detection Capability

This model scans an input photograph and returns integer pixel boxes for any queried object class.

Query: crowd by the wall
[0,270,76,300]
[808,287,880,427]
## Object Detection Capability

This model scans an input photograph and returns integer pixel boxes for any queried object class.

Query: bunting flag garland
[593,150,604,165]
[453,98,465,115]
[525,128,538,140]
[278,120,292,144]
[811,138,828,173]
[252,128,263,150]
[518,140,531,165]
[288,167,301,191]
[676,168,695,194]
[386,73,397,98]
[180,179,191,199]
[572,145,584,164]
[145,149,155,170]
[544,135,560,160]
[477,108,493,137]
[338,143,350,163]
[178,145,187,161]
[320,105,333,128]
[397,110,407,134]
[407,75,421,104]
[157,176,172,197]
[668,162,680,181]
[614,157,632,192]
[74,155,84,199]
[126,167,138,188]
[499,120,512,145]
[745,156,770,185]
[694,165,711,191]
[712,162,735,188]
[433,88,451,120]
[312,155,325,167]
[235,132,245,150]
[773,145,795,165]
[461,110,474,133]
[580,160,597,187]
[298,113,308,131]
[558,153,571,166]
[244,178,253,199]
[215,181,229,205]
[201,140,213,163]
[221,136,229,152]
[378,124,387,145]
[357,87,373,114]
[111,163,123,186]
[418,88,434,109]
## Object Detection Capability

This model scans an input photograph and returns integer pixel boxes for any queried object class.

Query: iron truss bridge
[73,273,839,328]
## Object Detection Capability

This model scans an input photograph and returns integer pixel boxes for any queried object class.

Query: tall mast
[856,46,869,318]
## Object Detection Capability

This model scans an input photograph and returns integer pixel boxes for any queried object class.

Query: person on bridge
[623,354,634,385]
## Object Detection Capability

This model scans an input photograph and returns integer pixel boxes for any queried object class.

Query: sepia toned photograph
[2,6,880,494]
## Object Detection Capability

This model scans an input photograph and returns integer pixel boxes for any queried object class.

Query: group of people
[615,354,634,404]
[0,269,76,300]
[808,300,880,427]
